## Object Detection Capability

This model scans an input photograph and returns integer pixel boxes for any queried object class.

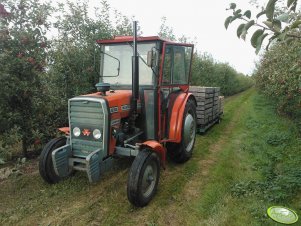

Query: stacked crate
[189,86,222,126]
[218,96,224,115]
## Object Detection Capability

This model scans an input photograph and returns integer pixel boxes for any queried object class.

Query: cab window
[162,45,193,85]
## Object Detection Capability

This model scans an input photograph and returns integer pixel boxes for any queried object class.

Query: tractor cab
[96,36,194,141]
[97,36,193,90]
[39,22,197,207]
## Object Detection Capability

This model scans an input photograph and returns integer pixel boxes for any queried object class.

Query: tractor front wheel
[39,137,70,184]
[127,149,160,207]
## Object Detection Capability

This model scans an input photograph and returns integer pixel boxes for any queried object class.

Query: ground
[0,88,300,226]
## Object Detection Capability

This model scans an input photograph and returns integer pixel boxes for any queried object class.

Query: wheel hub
[141,163,157,198]
[183,113,196,152]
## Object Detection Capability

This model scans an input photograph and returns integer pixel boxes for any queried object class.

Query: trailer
[190,86,224,133]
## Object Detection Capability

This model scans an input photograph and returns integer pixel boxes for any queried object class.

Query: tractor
[39,21,197,207]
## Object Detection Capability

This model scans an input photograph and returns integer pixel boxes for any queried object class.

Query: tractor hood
[83,90,138,118]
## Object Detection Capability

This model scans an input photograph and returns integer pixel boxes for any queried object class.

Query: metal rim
[267,206,299,224]
[183,113,196,152]
[141,160,157,198]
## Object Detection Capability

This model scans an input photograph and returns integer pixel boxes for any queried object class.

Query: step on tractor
[39,21,198,207]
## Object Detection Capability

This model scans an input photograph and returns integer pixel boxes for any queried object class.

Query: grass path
[0,88,300,226]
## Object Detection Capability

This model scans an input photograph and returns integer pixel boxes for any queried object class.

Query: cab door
[159,43,194,141]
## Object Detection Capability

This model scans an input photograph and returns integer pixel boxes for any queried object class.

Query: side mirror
[147,50,153,67]
[147,48,157,68]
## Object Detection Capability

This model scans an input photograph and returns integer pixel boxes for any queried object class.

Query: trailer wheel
[127,149,160,207]
[39,137,69,184]
[168,100,197,163]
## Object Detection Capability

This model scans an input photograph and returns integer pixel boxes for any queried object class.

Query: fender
[168,92,196,143]
[58,127,70,135]
[141,140,166,169]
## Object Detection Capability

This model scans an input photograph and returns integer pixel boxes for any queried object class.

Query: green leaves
[230,3,236,9]
[245,20,255,31]
[287,0,296,7]
[237,23,245,38]
[256,10,266,19]
[237,20,255,40]
[256,33,269,54]
[191,53,253,96]
[263,21,273,29]
[266,0,277,20]
[225,4,245,30]
[263,20,281,32]
[251,29,264,48]
[290,20,301,29]
[237,23,269,54]
[224,16,233,29]
[244,10,251,19]
[273,20,282,32]
[234,9,242,15]
[287,0,297,11]
[225,1,301,54]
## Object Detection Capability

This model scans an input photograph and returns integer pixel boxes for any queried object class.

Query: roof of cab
[96,36,167,44]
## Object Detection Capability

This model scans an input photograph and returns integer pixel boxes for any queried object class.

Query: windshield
[100,43,156,86]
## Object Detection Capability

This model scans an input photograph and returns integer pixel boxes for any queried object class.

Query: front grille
[69,97,107,158]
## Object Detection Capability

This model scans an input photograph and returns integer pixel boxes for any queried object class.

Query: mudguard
[168,93,196,143]
[141,140,166,168]
[58,127,70,135]
[52,144,72,177]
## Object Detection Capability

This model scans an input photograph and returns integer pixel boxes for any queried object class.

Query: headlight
[93,129,102,139]
[73,127,81,137]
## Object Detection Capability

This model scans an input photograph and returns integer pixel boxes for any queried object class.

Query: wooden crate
[218,96,224,114]
[189,86,223,128]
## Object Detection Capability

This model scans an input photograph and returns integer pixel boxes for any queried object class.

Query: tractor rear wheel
[127,149,160,207]
[168,100,197,163]
[39,137,69,184]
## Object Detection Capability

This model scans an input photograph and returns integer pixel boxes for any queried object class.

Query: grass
[0,88,300,225]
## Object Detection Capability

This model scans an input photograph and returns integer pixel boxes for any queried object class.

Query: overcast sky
[96,0,261,75]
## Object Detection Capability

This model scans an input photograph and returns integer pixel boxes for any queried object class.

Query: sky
[96,0,261,75]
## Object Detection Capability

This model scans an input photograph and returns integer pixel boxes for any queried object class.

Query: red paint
[142,140,166,169]
[87,37,194,156]
[84,90,139,155]
[168,93,194,143]
[157,42,194,143]
[58,127,70,135]
[82,129,91,136]
[97,36,166,44]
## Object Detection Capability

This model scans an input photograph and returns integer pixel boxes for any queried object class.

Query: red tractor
[39,21,197,207]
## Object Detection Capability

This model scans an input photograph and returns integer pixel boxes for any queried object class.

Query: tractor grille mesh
[69,99,104,158]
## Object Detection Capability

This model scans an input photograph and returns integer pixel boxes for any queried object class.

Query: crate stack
[189,86,222,126]
[218,96,224,115]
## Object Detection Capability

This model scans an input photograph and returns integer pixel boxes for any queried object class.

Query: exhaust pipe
[131,21,139,116]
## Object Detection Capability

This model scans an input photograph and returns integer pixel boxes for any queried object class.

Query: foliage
[231,93,301,204]
[0,0,52,156]
[2,89,300,225]
[44,0,134,134]
[254,39,301,126]
[0,0,253,161]
[49,0,133,98]
[191,52,254,96]
[0,0,133,160]
[158,18,253,95]
[158,17,177,41]
[225,0,301,54]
